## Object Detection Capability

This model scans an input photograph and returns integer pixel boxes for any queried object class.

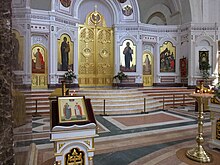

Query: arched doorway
[143,51,153,86]
[31,44,48,89]
[78,9,114,87]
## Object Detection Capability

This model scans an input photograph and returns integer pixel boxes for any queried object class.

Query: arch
[143,4,171,25]
[12,25,26,37]
[147,12,166,25]
[127,0,141,23]
[57,29,75,42]
[189,0,201,23]
[195,35,215,46]
[118,34,138,45]
[159,37,178,46]
[74,0,118,26]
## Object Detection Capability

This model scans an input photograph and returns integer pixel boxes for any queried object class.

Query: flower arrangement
[214,82,220,98]
[113,71,127,81]
[200,61,211,80]
[64,69,76,81]
[210,82,220,104]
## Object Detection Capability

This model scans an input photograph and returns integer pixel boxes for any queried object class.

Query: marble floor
[14,107,220,165]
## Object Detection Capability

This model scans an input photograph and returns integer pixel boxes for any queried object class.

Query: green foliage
[214,82,220,98]
[200,61,211,80]
[64,69,76,80]
[113,71,128,81]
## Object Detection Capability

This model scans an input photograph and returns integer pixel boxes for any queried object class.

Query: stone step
[23,87,195,115]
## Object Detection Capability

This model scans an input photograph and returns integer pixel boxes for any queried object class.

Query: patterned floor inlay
[104,111,194,130]
[14,108,220,165]
[97,121,111,133]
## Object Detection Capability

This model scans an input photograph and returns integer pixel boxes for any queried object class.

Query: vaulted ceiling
[30,0,192,25]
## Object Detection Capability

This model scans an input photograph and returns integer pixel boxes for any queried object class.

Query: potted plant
[113,71,127,83]
[64,69,76,83]
[210,82,220,104]
[200,61,211,85]
[214,82,220,98]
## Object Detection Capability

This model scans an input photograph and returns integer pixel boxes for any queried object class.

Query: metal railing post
[33,99,41,117]
[183,94,185,106]
[100,99,108,116]
[163,96,165,110]
[173,94,175,109]
[103,99,106,115]
[141,98,148,114]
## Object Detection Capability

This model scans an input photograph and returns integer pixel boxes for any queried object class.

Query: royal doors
[78,10,114,87]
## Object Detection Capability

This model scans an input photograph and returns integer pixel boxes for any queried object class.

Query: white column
[49,24,57,85]
[73,26,79,77]
[24,23,32,85]
[154,42,160,84]
[188,39,195,86]
[114,30,120,74]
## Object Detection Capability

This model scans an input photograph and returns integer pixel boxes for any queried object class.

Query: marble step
[23,87,195,115]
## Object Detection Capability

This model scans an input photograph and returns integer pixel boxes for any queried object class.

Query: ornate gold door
[78,10,114,87]
[143,52,153,86]
[31,45,48,89]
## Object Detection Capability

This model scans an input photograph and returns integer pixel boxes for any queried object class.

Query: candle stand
[186,92,213,163]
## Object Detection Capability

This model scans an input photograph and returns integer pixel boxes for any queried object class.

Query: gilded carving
[66,148,84,165]
[99,49,109,58]
[84,140,90,146]
[82,47,92,58]
[86,6,106,27]
[59,143,65,150]
[78,10,113,86]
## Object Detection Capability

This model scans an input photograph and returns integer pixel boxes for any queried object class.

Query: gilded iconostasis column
[0,0,14,164]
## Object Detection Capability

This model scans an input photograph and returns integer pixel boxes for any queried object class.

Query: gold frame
[57,33,74,71]
[142,51,153,86]
[58,96,88,124]
[160,41,176,72]
[31,44,48,89]
[120,39,136,72]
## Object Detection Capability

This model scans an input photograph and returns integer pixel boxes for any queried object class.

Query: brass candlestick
[186,90,213,163]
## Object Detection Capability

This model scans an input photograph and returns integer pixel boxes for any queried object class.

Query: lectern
[49,85,97,165]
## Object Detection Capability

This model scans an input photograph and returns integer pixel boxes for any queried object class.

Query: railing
[98,93,194,115]
[100,99,108,116]
[32,99,41,117]
[162,93,194,110]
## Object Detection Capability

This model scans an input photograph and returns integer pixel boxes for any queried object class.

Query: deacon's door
[31,45,48,89]
[143,52,153,86]
[78,11,114,87]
